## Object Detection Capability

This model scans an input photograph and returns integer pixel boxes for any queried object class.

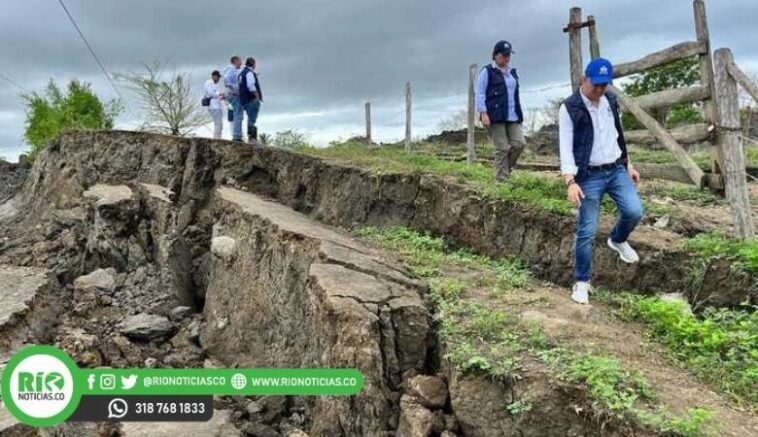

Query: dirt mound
[0,158,30,202]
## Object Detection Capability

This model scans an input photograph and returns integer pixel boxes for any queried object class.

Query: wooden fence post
[405,82,412,152]
[365,102,372,145]
[714,48,755,240]
[693,0,722,175]
[588,15,600,59]
[467,63,478,164]
[568,7,583,90]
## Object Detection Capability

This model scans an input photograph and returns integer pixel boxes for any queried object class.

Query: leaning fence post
[467,63,478,164]
[714,48,755,240]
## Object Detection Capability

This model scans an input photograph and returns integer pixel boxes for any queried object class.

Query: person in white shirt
[204,70,225,139]
[223,56,243,141]
[558,58,643,305]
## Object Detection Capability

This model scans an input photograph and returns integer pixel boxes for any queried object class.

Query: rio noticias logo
[1,346,81,427]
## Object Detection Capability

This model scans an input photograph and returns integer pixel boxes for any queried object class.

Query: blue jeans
[575,164,643,282]
[229,95,242,140]
[242,100,261,138]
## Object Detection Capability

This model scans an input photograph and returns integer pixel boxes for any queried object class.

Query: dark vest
[238,67,263,105]
[563,89,628,182]
[484,65,523,124]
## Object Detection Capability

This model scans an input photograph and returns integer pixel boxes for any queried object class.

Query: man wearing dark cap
[475,40,525,181]
[238,57,263,142]
[559,58,644,304]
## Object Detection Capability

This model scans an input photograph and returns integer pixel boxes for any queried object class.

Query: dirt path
[360,231,758,437]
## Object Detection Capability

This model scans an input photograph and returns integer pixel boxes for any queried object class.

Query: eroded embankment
[19,130,753,307]
[1,130,756,436]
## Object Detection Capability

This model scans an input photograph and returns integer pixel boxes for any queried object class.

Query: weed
[597,291,758,408]
[685,232,758,274]
[506,399,533,415]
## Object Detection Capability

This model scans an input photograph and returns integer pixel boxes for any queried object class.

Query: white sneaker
[607,238,639,263]
[571,281,591,304]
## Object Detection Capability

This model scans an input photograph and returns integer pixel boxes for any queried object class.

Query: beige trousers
[488,122,525,181]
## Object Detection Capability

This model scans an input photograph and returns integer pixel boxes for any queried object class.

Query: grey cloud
[1,0,756,159]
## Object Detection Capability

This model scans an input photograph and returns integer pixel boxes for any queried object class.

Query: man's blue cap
[492,40,514,57]
[585,58,613,85]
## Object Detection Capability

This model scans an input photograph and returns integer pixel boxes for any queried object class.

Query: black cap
[492,40,514,58]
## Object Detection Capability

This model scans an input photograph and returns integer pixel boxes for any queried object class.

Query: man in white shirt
[204,70,225,139]
[558,58,643,305]
[223,56,243,141]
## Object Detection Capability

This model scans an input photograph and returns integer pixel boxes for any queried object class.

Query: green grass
[685,232,758,274]
[627,146,720,168]
[301,142,576,215]
[597,291,758,409]
[358,226,714,435]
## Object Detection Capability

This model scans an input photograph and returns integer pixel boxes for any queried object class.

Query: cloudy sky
[1,0,757,161]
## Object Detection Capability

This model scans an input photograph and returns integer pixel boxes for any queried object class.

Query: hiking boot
[607,238,640,263]
[571,281,591,305]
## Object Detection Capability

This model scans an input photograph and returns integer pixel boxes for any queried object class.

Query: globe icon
[231,373,247,390]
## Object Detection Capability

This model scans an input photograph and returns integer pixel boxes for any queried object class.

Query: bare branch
[116,60,207,136]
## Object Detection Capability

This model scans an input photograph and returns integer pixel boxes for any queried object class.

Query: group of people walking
[203,55,263,142]
[201,41,644,306]
[475,40,644,305]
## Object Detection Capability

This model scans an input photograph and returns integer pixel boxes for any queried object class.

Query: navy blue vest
[484,65,523,124]
[238,67,263,105]
[563,89,628,182]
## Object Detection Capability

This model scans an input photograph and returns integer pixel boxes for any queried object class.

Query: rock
[241,422,281,437]
[660,293,693,314]
[211,236,237,260]
[0,265,60,350]
[407,375,448,408]
[170,305,192,320]
[397,395,435,437]
[83,184,133,206]
[73,268,116,293]
[654,214,671,229]
[449,374,511,437]
[246,400,264,416]
[285,430,310,437]
[118,313,174,341]
[440,431,458,437]
[144,357,158,368]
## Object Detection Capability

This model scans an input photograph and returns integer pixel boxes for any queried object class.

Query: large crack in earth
[0,131,756,436]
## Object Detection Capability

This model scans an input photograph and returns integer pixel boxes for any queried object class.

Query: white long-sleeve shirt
[558,91,621,175]
[244,70,256,92]
[203,79,223,110]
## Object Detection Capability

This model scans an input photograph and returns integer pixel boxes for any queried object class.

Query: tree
[117,61,206,136]
[621,56,702,130]
[23,79,121,157]
[271,130,309,149]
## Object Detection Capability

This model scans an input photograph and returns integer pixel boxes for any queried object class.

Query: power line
[57,0,125,102]
[0,73,29,94]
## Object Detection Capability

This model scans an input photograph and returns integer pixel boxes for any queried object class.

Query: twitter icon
[121,375,138,390]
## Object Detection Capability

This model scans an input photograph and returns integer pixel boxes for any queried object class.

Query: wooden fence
[563,0,757,239]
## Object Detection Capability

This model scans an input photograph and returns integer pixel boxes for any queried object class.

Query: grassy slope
[357,227,733,436]
[299,142,758,274]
